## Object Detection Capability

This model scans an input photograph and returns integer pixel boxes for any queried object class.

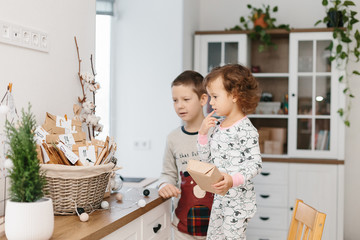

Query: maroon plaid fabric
[187,205,211,236]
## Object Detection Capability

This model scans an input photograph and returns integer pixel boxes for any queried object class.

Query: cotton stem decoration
[74,36,103,139]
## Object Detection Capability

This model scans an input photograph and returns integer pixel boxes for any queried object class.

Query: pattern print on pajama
[198,117,262,240]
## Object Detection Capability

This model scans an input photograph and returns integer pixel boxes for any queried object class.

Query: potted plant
[228,4,290,52]
[315,0,360,126]
[4,105,54,240]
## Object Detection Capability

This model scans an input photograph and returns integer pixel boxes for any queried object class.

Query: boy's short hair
[204,64,260,114]
[171,71,206,99]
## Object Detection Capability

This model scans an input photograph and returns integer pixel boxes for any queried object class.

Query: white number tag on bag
[59,134,76,148]
[57,142,79,165]
[56,116,72,128]
[34,126,49,144]
[78,145,96,166]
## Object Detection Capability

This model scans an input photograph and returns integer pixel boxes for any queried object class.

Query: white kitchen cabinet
[194,29,345,239]
[194,29,345,160]
[194,33,249,75]
[288,32,345,159]
[103,217,142,240]
[102,199,171,240]
[288,163,343,240]
[248,162,343,240]
[249,162,289,239]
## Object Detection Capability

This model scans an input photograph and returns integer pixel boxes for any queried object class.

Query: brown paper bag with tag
[187,159,224,195]
[45,132,86,144]
[43,112,83,134]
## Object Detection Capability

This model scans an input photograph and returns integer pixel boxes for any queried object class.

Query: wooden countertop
[1,187,168,240]
[52,187,167,240]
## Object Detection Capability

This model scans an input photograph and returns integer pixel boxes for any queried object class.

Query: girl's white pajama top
[197,117,262,239]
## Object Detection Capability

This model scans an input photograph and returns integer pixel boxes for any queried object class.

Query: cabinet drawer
[142,200,171,240]
[101,217,141,240]
[249,207,288,230]
[247,229,288,240]
[256,185,288,207]
[253,162,288,185]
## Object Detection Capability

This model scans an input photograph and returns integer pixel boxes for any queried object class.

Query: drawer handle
[259,239,270,240]
[153,224,162,233]
[260,172,270,176]
[259,216,270,221]
[260,194,270,199]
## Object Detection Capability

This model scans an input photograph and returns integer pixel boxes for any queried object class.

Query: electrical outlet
[11,27,21,42]
[2,24,10,39]
[32,32,39,46]
[41,35,47,48]
[22,30,30,44]
[133,140,151,150]
[0,20,49,52]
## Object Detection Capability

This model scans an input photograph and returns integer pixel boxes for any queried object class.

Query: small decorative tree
[5,104,46,202]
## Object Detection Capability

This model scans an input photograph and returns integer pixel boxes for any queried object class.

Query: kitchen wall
[0,0,96,212]
[0,0,96,123]
[111,0,200,178]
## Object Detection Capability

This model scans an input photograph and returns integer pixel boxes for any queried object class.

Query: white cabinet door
[288,32,345,159]
[142,200,171,240]
[194,34,249,76]
[102,200,171,240]
[288,163,338,240]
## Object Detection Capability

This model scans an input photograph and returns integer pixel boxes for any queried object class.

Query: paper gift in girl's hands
[187,160,224,195]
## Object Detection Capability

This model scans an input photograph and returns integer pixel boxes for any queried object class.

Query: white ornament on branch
[80,72,95,83]
[82,101,95,114]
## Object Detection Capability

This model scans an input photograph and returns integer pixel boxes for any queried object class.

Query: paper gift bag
[43,112,82,134]
[187,159,224,194]
[46,132,86,144]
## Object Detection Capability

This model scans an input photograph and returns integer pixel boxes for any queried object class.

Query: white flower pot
[5,197,54,240]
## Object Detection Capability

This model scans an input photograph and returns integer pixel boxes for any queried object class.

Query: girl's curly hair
[204,64,260,114]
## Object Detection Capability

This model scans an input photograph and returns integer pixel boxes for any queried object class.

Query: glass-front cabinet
[194,33,249,75]
[194,30,345,160]
[194,29,344,240]
[289,32,344,159]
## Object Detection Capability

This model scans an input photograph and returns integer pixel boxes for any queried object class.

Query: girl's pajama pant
[206,195,250,240]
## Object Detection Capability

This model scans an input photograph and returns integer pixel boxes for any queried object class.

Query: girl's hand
[212,172,233,195]
[199,110,218,135]
[158,183,181,199]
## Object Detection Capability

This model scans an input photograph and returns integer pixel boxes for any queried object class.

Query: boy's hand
[212,172,233,195]
[199,110,218,135]
[158,183,181,199]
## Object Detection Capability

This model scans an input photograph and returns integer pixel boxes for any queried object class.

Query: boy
[158,70,213,239]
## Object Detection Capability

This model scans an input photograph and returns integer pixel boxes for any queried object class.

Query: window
[95,15,111,140]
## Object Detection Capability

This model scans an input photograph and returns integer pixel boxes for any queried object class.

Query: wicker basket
[41,163,115,215]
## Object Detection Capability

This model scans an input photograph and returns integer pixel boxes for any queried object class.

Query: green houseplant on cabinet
[4,105,54,240]
[315,0,360,126]
[229,4,290,52]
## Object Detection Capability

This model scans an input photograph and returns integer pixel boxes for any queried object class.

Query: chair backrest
[287,199,326,240]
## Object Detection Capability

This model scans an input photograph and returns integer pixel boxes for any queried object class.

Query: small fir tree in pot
[5,104,46,202]
[4,104,54,240]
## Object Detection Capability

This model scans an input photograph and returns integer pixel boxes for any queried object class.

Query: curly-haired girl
[197,64,262,239]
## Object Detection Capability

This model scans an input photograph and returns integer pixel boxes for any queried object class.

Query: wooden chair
[287,199,326,240]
